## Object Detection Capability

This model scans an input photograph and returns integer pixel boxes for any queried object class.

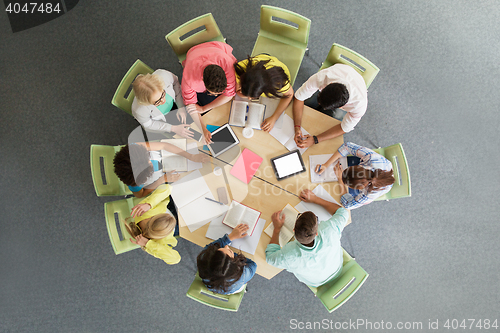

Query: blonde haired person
[124,184,181,264]
[131,69,201,139]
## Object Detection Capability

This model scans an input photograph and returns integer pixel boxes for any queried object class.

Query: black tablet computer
[270,149,306,181]
[207,124,240,157]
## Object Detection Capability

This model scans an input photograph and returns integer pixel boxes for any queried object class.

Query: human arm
[292,97,305,146]
[314,150,343,175]
[269,210,285,246]
[299,124,346,148]
[135,141,207,163]
[299,189,342,215]
[261,87,294,132]
[184,109,212,144]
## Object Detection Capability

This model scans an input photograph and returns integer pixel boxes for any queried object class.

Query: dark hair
[113,144,153,186]
[197,244,247,293]
[234,56,290,98]
[317,83,349,110]
[203,64,227,93]
[294,211,318,245]
[342,165,395,194]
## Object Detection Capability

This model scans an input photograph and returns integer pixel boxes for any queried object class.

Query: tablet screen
[271,150,306,180]
[208,124,239,157]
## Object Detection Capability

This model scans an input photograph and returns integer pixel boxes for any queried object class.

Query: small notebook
[230,148,263,184]
[222,200,261,236]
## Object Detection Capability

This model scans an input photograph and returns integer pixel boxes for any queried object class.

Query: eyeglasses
[153,90,166,106]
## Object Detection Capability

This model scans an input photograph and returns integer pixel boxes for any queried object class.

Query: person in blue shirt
[197,224,257,295]
[113,142,208,198]
[265,189,349,287]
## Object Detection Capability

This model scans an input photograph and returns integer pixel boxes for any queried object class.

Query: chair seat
[252,35,306,87]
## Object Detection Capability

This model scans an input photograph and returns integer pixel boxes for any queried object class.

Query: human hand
[203,128,213,144]
[271,210,285,230]
[189,153,209,163]
[165,171,181,183]
[130,234,149,247]
[261,116,277,132]
[334,162,343,181]
[298,135,314,148]
[294,128,303,146]
[172,124,194,139]
[176,108,187,124]
[314,164,326,175]
[299,189,317,203]
[186,103,204,115]
[130,203,151,217]
[228,223,250,240]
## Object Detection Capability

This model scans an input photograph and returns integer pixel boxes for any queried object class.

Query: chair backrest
[90,144,132,196]
[165,13,225,64]
[104,197,142,255]
[186,274,245,312]
[320,43,380,89]
[258,5,310,49]
[111,59,154,115]
[373,143,411,200]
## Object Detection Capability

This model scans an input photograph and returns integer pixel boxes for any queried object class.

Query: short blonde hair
[124,213,176,243]
[132,73,165,105]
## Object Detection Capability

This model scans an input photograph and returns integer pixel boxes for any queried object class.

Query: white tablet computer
[271,149,306,181]
[207,124,240,157]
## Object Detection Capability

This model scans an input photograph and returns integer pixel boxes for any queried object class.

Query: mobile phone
[217,187,228,205]
[189,128,203,142]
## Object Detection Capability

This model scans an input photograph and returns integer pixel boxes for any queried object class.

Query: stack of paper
[269,114,310,155]
[294,185,341,223]
[170,170,228,232]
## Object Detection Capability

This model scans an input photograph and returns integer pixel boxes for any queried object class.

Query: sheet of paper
[294,185,340,223]
[170,170,211,208]
[179,192,228,232]
[260,96,284,129]
[205,216,266,255]
[269,114,309,154]
[309,154,337,183]
[186,142,203,171]
[284,126,309,155]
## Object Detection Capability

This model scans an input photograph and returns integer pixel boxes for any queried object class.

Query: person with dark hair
[181,41,237,143]
[197,224,257,295]
[123,184,181,265]
[315,142,395,209]
[234,55,294,132]
[292,64,368,148]
[113,141,208,198]
[265,189,349,287]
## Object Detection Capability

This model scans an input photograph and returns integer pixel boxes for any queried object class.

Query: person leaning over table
[113,141,208,198]
[197,224,257,295]
[234,54,293,132]
[124,184,181,265]
[265,189,349,287]
[314,142,395,210]
[181,41,237,143]
[292,64,368,148]
[131,69,198,139]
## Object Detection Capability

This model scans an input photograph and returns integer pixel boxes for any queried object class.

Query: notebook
[230,148,263,184]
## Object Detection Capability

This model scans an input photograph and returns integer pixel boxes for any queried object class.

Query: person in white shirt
[292,64,368,148]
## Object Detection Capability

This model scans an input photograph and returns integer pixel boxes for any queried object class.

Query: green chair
[166,13,225,64]
[111,59,154,115]
[373,143,411,201]
[320,43,380,89]
[251,5,311,86]
[186,273,246,312]
[307,248,369,313]
[90,144,132,196]
[104,196,142,255]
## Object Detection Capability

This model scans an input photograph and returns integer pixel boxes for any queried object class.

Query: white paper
[205,216,266,255]
[294,185,340,223]
[170,170,211,208]
[310,154,337,183]
[260,96,284,129]
[269,114,309,154]
[179,193,228,232]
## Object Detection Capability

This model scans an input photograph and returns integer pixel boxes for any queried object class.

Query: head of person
[196,243,247,293]
[203,64,227,96]
[113,144,153,186]
[317,83,350,110]
[234,56,289,99]
[132,73,166,106]
[124,213,176,240]
[294,211,319,246]
[342,165,395,193]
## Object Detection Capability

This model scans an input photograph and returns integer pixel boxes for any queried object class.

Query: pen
[317,165,321,172]
[205,197,224,205]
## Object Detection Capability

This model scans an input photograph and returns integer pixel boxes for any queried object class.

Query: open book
[264,203,299,248]
[222,200,261,236]
[309,155,348,183]
[160,139,187,172]
[229,100,266,129]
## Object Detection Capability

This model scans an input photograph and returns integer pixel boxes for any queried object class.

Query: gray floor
[1,1,500,332]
